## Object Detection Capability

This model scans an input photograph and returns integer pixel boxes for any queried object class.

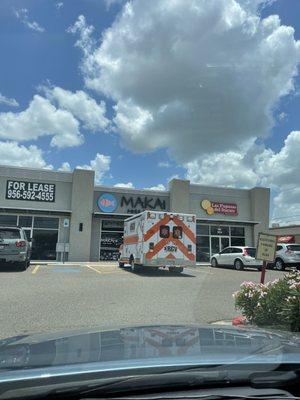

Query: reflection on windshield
[0,326,294,370]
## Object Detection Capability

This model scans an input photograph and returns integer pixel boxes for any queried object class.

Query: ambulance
[119,210,196,273]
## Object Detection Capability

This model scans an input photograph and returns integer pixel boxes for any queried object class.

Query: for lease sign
[6,180,56,202]
[256,233,277,262]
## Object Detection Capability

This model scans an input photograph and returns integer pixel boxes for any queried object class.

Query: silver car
[270,243,300,271]
[0,226,31,270]
[211,246,262,271]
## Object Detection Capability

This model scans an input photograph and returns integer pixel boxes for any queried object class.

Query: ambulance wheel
[130,259,140,273]
[118,262,124,268]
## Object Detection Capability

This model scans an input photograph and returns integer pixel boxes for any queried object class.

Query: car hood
[0,325,299,371]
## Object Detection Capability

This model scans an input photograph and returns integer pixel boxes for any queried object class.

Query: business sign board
[98,193,118,213]
[6,180,56,203]
[256,233,277,262]
[95,192,170,214]
[201,199,238,216]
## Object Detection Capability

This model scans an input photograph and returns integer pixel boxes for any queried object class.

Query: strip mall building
[0,165,270,262]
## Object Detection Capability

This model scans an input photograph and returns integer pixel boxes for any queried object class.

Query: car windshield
[0,0,300,395]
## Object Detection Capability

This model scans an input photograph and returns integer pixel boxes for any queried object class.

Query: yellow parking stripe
[32,265,40,274]
[86,265,102,275]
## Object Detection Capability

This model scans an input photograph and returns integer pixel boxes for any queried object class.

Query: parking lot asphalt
[0,262,283,339]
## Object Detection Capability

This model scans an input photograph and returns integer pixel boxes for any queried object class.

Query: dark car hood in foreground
[0,325,300,372]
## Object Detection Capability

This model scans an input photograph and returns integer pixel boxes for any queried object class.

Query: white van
[119,211,196,273]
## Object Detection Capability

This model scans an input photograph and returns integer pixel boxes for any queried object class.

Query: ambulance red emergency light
[119,211,196,273]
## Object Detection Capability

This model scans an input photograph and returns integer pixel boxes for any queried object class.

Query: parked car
[0,226,31,270]
[211,246,262,271]
[268,243,300,271]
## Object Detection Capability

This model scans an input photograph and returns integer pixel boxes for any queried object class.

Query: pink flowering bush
[233,271,300,331]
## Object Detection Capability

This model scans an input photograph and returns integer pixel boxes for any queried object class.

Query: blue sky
[0,0,300,223]
[0,0,185,188]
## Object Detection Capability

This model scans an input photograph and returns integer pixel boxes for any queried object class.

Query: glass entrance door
[31,230,58,260]
[210,236,230,256]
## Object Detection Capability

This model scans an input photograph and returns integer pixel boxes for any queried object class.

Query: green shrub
[233,271,300,332]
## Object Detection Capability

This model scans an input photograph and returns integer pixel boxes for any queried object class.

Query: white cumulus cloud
[0,93,19,107]
[158,161,171,168]
[43,86,109,132]
[0,95,83,148]
[58,162,71,172]
[113,182,134,188]
[144,184,166,191]
[77,153,111,184]
[186,130,300,225]
[0,141,52,169]
[71,0,300,162]
[15,8,45,33]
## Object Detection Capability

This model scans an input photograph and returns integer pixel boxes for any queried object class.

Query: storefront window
[100,250,120,261]
[231,237,245,246]
[196,224,209,235]
[230,227,245,237]
[0,215,17,226]
[19,216,33,228]
[34,217,59,229]
[100,232,123,249]
[100,219,124,261]
[196,236,210,262]
[211,226,229,236]
[102,220,124,231]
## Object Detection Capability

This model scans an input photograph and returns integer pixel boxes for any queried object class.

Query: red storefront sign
[277,236,295,243]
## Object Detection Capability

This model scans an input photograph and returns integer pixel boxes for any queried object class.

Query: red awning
[277,236,295,243]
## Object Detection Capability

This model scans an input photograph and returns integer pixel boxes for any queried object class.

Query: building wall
[190,184,251,221]
[269,226,300,243]
[169,179,190,213]
[0,166,72,212]
[0,166,271,261]
[69,169,95,262]
[245,225,254,247]
[90,218,101,261]
[250,187,270,243]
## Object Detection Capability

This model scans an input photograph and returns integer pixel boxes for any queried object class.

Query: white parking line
[86,265,103,275]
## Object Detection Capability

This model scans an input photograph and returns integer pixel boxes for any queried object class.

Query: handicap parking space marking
[35,264,86,273]
[50,267,82,273]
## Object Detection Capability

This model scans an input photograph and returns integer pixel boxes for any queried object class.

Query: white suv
[211,246,262,271]
[270,243,300,271]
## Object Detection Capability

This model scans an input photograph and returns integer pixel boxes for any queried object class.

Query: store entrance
[210,236,230,256]
[31,230,58,260]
